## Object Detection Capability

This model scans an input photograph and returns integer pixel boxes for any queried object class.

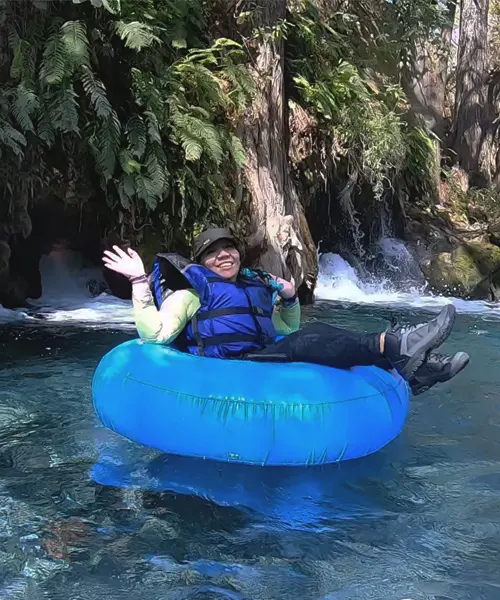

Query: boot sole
[400,304,456,380]
[412,352,470,395]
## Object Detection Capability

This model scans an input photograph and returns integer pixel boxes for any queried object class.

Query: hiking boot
[410,351,470,396]
[384,304,456,380]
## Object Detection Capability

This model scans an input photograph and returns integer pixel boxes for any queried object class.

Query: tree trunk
[405,1,456,138]
[403,2,457,199]
[236,0,317,300]
[451,0,492,184]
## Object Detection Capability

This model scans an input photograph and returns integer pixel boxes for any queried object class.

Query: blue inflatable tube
[92,339,410,467]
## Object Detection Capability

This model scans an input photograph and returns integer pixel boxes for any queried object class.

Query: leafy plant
[0,0,253,247]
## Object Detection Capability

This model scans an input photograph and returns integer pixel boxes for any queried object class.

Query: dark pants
[246,322,392,371]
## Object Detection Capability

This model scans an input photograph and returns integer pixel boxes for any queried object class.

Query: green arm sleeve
[272,299,301,335]
[132,281,201,344]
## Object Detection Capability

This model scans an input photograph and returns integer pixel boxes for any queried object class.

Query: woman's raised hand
[102,246,146,280]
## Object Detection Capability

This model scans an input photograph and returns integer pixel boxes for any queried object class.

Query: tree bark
[402,2,457,200]
[405,1,456,138]
[236,0,317,300]
[451,0,492,184]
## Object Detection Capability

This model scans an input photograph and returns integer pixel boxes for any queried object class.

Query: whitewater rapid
[0,249,133,328]
[315,251,500,317]
[1,241,500,327]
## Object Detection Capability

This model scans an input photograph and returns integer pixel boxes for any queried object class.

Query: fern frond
[11,39,37,88]
[61,21,90,69]
[186,105,210,120]
[228,133,246,169]
[115,21,161,50]
[173,62,226,109]
[136,174,159,210]
[0,121,27,156]
[144,110,161,144]
[184,115,223,164]
[126,114,146,159]
[40,30,68,85]
[92,111,121,180]
[81,66,113,119]
[211,37,244,53]
[145,149,168,194]
[224,61,255,109]
[183,48,218,68]
[51,84,80,133]
[131,68,165,117]
[8,28,19,51]
[170,101,223,164]
[183,166,204,210]
[12,87,39,133]
[117,174,135,210]
[181,136,203,162]
[101,0,121,14]
[37,95,56,146]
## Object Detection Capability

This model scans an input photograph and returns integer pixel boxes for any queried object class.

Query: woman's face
[200,239,241,280]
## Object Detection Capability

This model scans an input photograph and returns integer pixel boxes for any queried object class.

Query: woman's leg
[258,322,383,369]
[252,304,456,381]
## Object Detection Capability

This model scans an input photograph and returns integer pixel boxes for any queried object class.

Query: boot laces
[389,320,426,335]
[426,352,448,363]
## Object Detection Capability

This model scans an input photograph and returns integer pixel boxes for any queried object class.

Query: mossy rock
[466,240,500,274]
[422,239,500,299]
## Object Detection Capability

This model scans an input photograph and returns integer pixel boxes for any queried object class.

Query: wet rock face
[421,238,500,301]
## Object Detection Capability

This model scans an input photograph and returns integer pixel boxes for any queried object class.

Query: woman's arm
[132,282,201,344]
[265,272,300,334]
[102,245,200,344]
[272,299,301,334]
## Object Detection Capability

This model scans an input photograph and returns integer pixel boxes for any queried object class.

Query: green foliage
[0,0,452,250]
[403,125,438,202]
[0,0,253,245]
[286,0,440,200]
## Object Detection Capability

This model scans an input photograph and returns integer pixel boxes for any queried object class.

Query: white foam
[315,252,500,317]
[2,243,500,329]
[1,248,134,327]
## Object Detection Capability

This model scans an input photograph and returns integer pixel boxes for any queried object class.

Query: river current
[0,248,499,600]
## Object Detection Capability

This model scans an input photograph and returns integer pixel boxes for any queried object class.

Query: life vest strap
[191,313,204,355]
[186,332,271,349]
[195,306,272,322]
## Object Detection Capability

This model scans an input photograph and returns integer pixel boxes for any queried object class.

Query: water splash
[315,250,500,317]
[2,241,500,328]
[374,237,425,285]
[315,252,424,304]
[1,249,134,327]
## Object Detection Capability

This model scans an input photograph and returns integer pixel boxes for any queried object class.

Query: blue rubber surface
[92,339,410,466]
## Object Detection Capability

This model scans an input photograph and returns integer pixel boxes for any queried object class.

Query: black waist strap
[187,333,267,347]
[195,306,272,321]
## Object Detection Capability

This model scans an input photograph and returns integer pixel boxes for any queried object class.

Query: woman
[103,227,469,395]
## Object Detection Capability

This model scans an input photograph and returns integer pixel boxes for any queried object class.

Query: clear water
[1,302,500,600]
[1,246,500,600]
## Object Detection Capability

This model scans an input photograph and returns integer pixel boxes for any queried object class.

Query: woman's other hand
[269,274,296,300]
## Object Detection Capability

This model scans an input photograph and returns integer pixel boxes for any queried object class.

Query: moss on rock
[422,238,500,299]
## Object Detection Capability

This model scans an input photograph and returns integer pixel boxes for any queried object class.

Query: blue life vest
[150,254,278,359]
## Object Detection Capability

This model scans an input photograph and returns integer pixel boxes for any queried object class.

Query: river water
[1,248,500,600]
